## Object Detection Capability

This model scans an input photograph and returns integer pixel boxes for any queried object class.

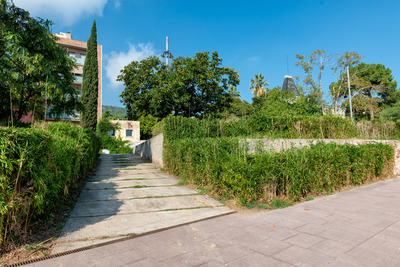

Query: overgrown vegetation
[161,115,400,140]
[163,117,395,205]
[97,119,132,154]
[0,122,100,251]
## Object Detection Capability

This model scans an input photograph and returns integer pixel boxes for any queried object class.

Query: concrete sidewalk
[22,176,400,266]
[52,154,232,253]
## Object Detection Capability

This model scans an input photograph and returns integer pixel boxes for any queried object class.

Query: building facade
[108,120,140,142]
[46,31,102,123]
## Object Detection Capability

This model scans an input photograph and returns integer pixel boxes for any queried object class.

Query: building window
[69,52,85,64]
[126,130,133,137]
[73,74,83,83]
[108,130,115,136]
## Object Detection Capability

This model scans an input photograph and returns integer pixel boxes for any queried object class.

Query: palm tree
[249,73,269,97]
[228,85,241,98]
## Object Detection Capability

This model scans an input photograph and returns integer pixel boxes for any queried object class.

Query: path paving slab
[83,178,179,189]
[23,174,400,266]
[92,169,164,176]
[51,154,232,254]
[78,186,200,201]
[88,173,173,181]
[94,165,158,171]
[70,195,225,217]
[57,206,232,242]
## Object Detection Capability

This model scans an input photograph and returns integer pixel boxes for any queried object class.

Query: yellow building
[109,120,140,142]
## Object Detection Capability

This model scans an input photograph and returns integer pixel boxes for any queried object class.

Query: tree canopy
[249,73,268,98]
[253,87,321,117]
[295,50,334,106]
[0,0,78,125]
[329,52,362,113]
[346,63,397,120]
[118,51,239,119]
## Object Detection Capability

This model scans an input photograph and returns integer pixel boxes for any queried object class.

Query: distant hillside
[102,105,127,116]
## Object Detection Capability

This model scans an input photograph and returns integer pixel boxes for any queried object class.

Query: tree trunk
[368,89,374,120]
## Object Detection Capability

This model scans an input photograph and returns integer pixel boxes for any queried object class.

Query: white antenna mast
[161,36,173,66]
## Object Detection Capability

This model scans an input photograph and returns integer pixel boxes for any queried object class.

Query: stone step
[78,186,200,202]
[70,195,224,217]
[88,173,174,182]
[92,170,164,176]
[57,207,233,242]
[83,178,180,190]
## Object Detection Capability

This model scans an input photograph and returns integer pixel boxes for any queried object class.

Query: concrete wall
[246,138,400,175]
[133,133,163,167]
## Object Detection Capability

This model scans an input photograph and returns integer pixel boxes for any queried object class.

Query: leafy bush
[152,119,164,137]
[356,120,400,140]
[381,102,400,122]
[163,116,396,205]
[0,122,100,249]
[99,134,132,154]
[163,114,400,140]
[97,118,116,135]
[97,119,132,154]
[164,138,394,204]
[139,114,159,140]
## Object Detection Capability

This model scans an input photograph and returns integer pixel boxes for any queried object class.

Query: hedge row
[162,115,400,140]
[164,138,394,204]
[0,122,100,249]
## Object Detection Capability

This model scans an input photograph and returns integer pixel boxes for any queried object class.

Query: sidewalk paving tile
[226,252,283,267]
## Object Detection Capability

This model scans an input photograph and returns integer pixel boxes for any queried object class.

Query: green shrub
[163,114,400,140]
[162,116,397,207]
[100,134,132,154]
[97,119,132,154]
[164,137,394,205]
[152,119,165,137]
[0,122,100,249]
[139,114,159,140]
[97,118,116,135]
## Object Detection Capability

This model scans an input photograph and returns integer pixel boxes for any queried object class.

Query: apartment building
[46,31,102,123]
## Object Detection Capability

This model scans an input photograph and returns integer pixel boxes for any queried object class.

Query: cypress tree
[81,20,98,131]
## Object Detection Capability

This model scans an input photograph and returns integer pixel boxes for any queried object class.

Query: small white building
[109,120,140,141]
[322,107,346,118]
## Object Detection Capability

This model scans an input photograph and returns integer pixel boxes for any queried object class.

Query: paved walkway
[22,171,400,266]
[52,154,232,253]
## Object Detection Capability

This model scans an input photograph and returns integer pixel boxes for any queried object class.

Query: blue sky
[14,0,400,107]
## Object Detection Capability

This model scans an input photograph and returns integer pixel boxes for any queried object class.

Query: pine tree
[81,20,98,130]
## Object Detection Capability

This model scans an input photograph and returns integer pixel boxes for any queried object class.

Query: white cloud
[114,0,121,9]
[105,43,156,91]
[13,0,108,25]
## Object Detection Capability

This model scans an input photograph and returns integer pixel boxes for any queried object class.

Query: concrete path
[24,176,400,266]
[52,154,233,253]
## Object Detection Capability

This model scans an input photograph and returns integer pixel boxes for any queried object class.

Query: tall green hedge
[164,138,394,204]
[163,116,395,205]
[0,122,100,249]
[163,115,400,140]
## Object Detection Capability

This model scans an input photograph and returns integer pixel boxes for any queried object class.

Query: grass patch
[245,198,293,210]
